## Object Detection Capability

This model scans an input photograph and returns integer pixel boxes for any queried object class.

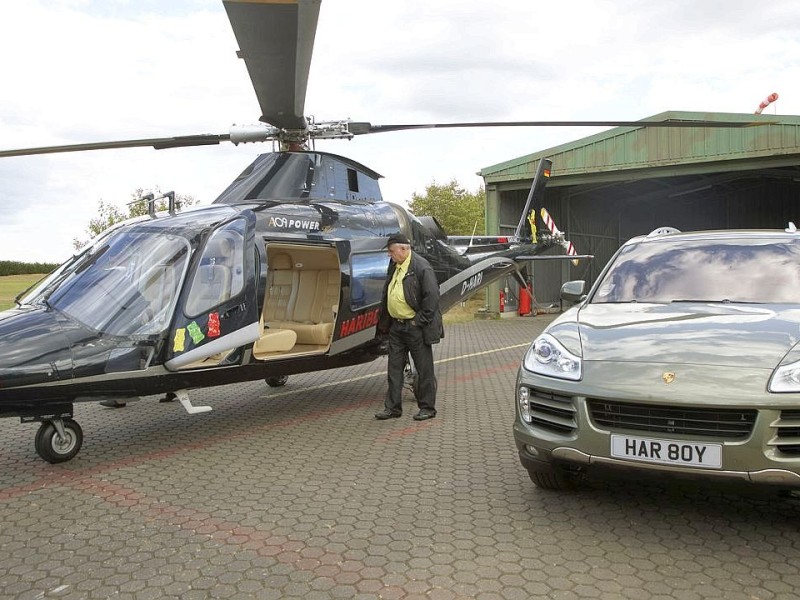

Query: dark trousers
[385,320,437,414]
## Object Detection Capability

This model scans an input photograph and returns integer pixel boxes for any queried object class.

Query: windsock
[541,207,579,265]
[755,92,779,114]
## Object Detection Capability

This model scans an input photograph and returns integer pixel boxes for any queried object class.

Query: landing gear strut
[34,418,83,463]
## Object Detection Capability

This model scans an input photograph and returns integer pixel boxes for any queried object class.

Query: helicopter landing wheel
[265,375,289,387]
[34,418,83,464]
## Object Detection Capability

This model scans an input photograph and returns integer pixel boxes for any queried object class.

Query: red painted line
[375,419,439,442]
[0,397,376,500]
[0,357,519,500]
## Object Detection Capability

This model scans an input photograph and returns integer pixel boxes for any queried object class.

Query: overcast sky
[1,0,799,263]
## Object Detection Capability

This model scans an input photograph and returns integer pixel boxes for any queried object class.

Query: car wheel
[266,375,288,387]
[528,468,577,491]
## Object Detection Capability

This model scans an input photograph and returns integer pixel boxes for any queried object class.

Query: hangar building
[479,111,800,312]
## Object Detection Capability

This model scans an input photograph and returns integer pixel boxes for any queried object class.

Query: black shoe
[159,392,177,403]
[375,410,402,420]
[413,410,436,421]
[99,399,126,408]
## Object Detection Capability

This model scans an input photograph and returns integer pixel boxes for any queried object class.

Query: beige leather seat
[184,236,236,315]
[185,264,232,315]
[264,253,298,323]
[287,269,340,345]
[254,253,298,355]
[257,251,340,351]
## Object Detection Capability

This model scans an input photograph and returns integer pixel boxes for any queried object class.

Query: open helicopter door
[165,212,260,370]
[254,240,345,360]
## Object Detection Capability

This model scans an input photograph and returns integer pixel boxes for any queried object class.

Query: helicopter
[0,0,759,463]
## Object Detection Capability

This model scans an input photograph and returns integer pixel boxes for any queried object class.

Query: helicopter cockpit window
[349,252,387,309]
[184,220,246,317]
[46,232,190,336]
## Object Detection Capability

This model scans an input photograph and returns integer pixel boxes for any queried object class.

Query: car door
[165,212,259,370]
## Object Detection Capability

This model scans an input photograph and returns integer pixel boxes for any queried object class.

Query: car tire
[528,468,577,491]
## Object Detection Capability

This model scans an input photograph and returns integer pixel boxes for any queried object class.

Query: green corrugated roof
[480,111,800,185]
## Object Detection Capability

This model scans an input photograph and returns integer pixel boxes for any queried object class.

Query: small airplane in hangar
[0,0,760,463]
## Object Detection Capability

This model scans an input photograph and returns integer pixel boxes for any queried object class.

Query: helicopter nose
[0,307,72,389]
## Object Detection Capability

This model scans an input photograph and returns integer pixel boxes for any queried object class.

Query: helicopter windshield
[46,231,191,335]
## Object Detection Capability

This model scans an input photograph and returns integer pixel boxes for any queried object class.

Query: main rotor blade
[0,134,232,158]
[223,0,321,131]
[348,119,770,135]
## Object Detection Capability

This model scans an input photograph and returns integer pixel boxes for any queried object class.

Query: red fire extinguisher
[519,284,531,316]
[499,290,505,313]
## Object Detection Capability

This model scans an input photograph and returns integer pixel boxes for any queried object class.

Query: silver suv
[514,226,800,490]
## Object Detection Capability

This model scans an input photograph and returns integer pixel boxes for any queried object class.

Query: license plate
[610,434,722,469]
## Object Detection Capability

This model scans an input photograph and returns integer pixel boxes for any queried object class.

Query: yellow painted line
[261,342,529,399]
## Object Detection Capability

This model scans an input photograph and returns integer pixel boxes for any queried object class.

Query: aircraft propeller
[0,0,776,160]
[0,116,768,159]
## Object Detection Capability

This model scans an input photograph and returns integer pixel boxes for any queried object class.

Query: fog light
[525,445,540,457]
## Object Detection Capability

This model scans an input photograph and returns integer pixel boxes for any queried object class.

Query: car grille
[528,387,576,434]
[587,399,756,439]
[771,410,800,456]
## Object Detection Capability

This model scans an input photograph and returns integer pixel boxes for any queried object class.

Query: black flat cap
[384,233,410,247]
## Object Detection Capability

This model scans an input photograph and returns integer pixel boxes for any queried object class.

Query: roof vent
[647,227,681,237]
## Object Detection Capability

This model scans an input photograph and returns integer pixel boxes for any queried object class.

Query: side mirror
[560,280,586,303]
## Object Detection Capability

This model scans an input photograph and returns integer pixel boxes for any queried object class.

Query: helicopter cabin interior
[253,243,341,360]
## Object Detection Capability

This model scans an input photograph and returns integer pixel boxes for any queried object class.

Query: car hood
[575,303,800,368]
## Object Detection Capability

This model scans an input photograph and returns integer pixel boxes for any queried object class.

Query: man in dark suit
[375,233,443,421]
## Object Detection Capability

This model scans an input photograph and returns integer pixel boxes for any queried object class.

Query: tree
[73,187,196,250]
[408,180,485,236]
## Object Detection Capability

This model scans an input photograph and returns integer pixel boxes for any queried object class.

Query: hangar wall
[497,175,800,307]
[481,112,800,311]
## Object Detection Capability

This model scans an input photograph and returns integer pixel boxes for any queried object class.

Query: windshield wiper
[74,245,109,275]
[14,275,47,306]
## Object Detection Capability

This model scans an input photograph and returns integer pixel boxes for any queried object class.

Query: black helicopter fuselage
[0,151,556,461]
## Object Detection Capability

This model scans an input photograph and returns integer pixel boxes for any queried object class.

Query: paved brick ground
[3,315,800,599]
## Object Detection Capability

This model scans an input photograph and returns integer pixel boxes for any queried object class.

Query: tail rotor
[540,208,579,265]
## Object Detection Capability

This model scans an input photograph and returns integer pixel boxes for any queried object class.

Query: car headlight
[769,359,800,392]
[523,333,582,381]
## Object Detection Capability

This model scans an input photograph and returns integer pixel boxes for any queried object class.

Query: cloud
[1,0,799,262]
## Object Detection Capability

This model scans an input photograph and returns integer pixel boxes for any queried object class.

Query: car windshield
[45,231,191,335]
[592,237,800,304]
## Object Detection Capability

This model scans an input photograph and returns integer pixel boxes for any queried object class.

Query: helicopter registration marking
[267,216,320,231]
[461,272,483,296]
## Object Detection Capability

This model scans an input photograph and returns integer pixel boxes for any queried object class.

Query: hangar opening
[480,111,800,311]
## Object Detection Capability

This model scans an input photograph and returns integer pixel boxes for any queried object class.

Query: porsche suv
[514,226,800,490]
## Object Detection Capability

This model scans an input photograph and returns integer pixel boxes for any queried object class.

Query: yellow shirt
[387,253,416,319]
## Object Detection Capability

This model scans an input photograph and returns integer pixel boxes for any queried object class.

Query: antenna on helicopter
[128,193,157,218]
[163,191,177,215]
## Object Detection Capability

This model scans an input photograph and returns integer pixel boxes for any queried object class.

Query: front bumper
[516,438,800,487]
[514,366,800,488]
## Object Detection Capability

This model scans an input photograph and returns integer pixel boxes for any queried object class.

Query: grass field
[443,294,486,324]
[0,274,46,311]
